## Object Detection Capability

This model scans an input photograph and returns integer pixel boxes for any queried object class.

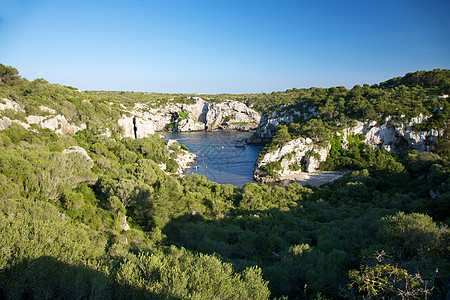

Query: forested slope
[252,70,449,181]
[0,65,448,299]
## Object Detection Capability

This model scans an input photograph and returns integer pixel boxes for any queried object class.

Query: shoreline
[267,171,345,187]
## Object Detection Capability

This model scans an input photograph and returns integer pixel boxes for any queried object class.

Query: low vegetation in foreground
[0,65,449,299]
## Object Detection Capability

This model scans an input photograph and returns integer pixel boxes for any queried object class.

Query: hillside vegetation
[0,64,449,299]
[253,69,449,179]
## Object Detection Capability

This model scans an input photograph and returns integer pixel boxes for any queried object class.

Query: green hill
[0,64,448,299]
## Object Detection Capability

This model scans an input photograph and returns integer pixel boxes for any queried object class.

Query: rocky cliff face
[27,114,86,135]
[117,97,260,138]
[175,118,206,132]
[166,139,197,174]
[255,106,318,143]
[254,137,329,182]
[361,116,440,153]
[0,98,86,135]
[117,109,175,139]
[254,113,442,182]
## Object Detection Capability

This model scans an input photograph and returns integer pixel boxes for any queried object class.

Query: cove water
[164,131,263,187]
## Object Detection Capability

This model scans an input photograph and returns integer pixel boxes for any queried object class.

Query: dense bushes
[0,65,449,298]
[0,198,270,299]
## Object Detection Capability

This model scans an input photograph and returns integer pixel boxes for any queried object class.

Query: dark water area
[164,131,263,187]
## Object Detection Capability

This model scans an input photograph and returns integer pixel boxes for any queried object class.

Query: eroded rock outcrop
[0,116,26,131]
[254,137,329,182]
[0,98,25,113]
[117,116,135,137]
[256,109,441,154]
[175,118,206,132]
[0,98,86,135]
[62,146,92,161]
[362,117,440,153]
[203,100,261,130]
[166,139,197,174]
[121,215,130,231]
[255,106,317,143]
[27,114,86,135]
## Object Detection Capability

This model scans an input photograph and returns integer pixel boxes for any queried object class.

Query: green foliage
[0,198,269,299]
[0,133,97,202]
[289,164,301,171]
[379,212,447,261]
[348,212,448,299]
[0,65,449,299]
[116,246,270,299]
[0,64,21,85]
[260,161,282,179]
[0,198,107,268]
[379,69,450,95]
[178,110,189,119]
[257,70,449,164]
[321,133,406,175]
[273,124,291,145]
[349,264,430,299]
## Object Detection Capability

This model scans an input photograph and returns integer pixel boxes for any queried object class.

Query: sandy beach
[276,172,345,187]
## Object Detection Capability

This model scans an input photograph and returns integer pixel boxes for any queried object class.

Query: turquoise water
[165,131,263,187]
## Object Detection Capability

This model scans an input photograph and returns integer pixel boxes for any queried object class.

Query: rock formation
[62,146,92,161]
[175,118,205,132]
[0,116,23,131]
[254,112,443,182]
[26,114,86,135]
[117,116,135,137]
[166,139,197,174]
[255,106,317,143]
[117,98,260,138]
[254,137,329,182]
[121,215,130,231]
[0,98,25,113]
[362,118,440,153]
[0,99,86,135]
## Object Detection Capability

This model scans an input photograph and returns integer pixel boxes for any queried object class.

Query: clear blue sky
[1,0,449,93]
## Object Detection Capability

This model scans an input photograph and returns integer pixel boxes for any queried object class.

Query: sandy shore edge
[276,171,345,187]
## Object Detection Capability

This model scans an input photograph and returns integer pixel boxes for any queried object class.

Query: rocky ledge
[0,98,86,135]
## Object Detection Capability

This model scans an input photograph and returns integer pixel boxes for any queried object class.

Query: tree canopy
[0,65,448,299]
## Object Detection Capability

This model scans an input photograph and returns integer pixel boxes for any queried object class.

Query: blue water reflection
[164,131,263,187]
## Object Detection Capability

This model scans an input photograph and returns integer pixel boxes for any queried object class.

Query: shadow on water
[0,256,174,300]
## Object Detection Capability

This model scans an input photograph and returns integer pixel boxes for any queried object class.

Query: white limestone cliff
[254,114,442,182]
[175,118,206,132]
[255,106,317,142]
[166,139,197,175]
[362,115,440,153]
[0,98,25,113]
[117,98,260,138]
[254,137,329,182]
[27,114,86,135]
[0,98,86,135]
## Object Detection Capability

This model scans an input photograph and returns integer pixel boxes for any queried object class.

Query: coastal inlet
[164,131,263,187]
